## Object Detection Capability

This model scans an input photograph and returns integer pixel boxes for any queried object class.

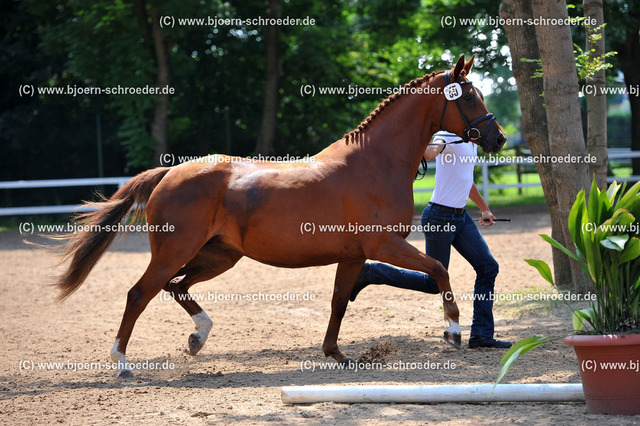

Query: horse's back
[144,156,364,267]
[220,158,365,266]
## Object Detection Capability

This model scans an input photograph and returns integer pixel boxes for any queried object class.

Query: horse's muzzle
[481,130,507,154]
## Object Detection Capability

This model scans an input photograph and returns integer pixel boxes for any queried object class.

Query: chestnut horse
[53,55,505,377]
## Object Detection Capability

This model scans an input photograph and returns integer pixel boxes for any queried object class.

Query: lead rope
[414,138,466,181]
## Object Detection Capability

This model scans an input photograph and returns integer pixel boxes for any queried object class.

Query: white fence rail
[0,177,130,216]
[415,151,640,201]
[2,151,640,216]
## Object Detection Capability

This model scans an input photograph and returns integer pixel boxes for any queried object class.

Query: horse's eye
[464,94,474,103]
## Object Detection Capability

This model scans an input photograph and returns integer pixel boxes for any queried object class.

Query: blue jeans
[368,202,499,340]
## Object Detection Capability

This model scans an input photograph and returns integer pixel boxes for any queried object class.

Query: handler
[351,131,512,349]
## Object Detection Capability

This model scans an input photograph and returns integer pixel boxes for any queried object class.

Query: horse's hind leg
[110,257,188,378]
[322,261,364,364]
[163,243,242,355]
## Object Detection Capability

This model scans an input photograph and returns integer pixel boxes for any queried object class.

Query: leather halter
[439,70,497,145]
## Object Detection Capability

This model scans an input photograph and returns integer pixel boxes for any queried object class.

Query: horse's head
[437,55,506,153]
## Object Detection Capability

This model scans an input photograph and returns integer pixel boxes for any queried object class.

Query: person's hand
[480,209,495,227]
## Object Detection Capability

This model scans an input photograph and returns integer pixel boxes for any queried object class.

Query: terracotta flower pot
[564,333,640,415]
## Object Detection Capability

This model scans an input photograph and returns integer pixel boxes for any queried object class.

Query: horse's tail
[53,167,171,301]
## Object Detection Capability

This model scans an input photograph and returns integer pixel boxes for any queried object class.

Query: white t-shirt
[429,131,477,209]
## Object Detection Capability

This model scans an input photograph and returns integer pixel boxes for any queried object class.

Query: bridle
[439,70,497,145]
[415,70,498,181]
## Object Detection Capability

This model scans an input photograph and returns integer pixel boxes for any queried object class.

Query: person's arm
[469,183,495,226]
[424,139,445,161]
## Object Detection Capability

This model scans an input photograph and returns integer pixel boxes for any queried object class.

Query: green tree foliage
[0,0,585,180]
[0,0,127,211]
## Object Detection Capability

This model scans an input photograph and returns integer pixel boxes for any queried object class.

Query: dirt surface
[1,204,639,425]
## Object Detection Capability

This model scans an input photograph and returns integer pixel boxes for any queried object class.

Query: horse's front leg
[322,261,364,364]
[367,235,462,349]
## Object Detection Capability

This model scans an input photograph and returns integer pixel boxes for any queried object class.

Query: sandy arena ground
[1,204,639,425]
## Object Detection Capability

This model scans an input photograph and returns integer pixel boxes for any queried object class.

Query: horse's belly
[240,230,364,267]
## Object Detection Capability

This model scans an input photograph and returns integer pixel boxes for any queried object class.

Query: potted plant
[495,178,640,415]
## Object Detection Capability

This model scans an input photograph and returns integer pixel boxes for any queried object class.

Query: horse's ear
[463,55,475,75]
[453,55,466,79]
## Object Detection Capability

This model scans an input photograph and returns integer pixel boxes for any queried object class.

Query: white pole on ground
[281,384,584,404]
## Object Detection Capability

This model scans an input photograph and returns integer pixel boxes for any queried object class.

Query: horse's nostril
[497,133,506,147]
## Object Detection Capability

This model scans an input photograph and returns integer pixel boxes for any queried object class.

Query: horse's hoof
[188,333,204,356]
[116,369,134,379]
[339,358,355,367]
[443,331,462,349]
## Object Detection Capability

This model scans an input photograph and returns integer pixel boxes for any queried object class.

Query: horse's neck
[349,93,438,182]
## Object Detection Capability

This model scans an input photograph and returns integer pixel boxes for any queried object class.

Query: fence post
[481,162,489,204]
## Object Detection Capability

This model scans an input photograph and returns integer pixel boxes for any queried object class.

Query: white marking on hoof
[110,338,131,377]
[192,311,213,345]
[445,320,461,335]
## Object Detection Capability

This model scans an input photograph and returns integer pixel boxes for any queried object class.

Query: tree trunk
[532,0,591,292]
[499,0,572,288]
[627,63,640,178]
[133,0,153,49]
[149,1,170,165]
[612,18,640,177]
[255,0,281,155]
[584,0,608,188]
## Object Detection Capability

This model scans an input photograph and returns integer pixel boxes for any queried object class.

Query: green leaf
[581,204,603,283]
[633,274,640,291]
[573,246,592,277]
[616,180,640,212]
[598,186,613,220]
[596,210,635,258]
[568,191,586,253]
[573,308,596,332]
[587,178,601,224]
[620,237,640,264]
[524,259,554,286]
[606,181,621,202]
[595,216,615,241]
[499,336,549,366]
[582,222,601,283]
[493,337,548,390]
[601,234,629,251]
[612,209,636,230]
[631,292,640,319]
[540,234,581,262]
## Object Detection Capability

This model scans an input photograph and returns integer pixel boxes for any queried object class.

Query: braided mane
[344,70,443,143]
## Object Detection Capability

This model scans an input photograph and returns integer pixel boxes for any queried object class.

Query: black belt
[428,202,465,215]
